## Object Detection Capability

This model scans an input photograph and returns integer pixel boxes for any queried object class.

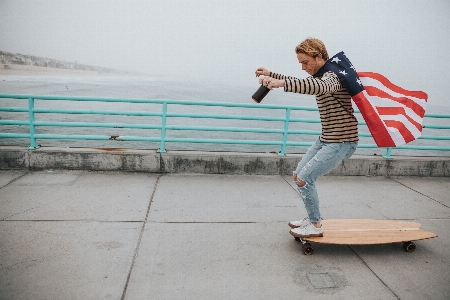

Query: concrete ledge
[0,146,160,173]
[0,146,449,176]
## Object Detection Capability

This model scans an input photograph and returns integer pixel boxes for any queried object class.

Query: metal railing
[1,93,449,157]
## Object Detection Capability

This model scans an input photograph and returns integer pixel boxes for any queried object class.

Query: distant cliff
[0,50,122,74]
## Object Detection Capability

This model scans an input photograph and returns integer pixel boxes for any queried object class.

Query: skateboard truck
[402,241,416,253]
[294,237,315,255]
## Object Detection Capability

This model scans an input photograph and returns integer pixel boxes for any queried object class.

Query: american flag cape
[314,52,428,147]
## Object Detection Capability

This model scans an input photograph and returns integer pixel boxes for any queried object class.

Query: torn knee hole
[297,179,306,187]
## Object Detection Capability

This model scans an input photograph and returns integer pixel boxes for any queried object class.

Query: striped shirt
[271,71,359,143]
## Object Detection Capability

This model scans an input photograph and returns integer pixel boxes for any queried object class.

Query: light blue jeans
[294,136,358,223]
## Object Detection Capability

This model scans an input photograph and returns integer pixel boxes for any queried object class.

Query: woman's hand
[258,76,285,90]
[255,67,270,77]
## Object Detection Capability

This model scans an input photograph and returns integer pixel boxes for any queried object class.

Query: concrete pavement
[0,170,449,299]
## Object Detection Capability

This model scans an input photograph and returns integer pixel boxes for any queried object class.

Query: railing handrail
[1,93,448,118]
[1,93,449,157]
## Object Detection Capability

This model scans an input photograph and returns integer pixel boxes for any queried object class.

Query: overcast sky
[0,0,449,107]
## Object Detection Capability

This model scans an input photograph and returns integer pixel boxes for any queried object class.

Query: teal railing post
[158,102,167,153]
[383,147,392,159]
[27,97,40,150]
[279,108,291,156]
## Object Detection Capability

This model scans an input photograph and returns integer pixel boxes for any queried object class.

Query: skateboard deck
[290,219,438,255]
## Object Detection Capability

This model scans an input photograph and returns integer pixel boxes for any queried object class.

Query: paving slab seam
[281,174,299,193]
[157,221,260,224]
[348,246,401,300]
[391,178,450,209]
[0,219,144,223]
[121,174,161,300]
[387,217,450,221]
[0,197,63,222]
[0,171,29,189]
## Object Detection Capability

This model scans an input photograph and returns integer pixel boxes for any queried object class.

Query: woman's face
[297,53,323,76]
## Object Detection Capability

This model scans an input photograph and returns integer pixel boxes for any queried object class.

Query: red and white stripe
[354,72,428,147]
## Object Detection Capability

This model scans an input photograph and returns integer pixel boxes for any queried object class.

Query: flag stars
[339,70,348,76]
[331,57,341,64]
[356,78,362,86]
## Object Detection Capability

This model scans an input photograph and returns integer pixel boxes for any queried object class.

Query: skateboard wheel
[403,241,416,253]
[294,237,301,242]
[302,243,314,255]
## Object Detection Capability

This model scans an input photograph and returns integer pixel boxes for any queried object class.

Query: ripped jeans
[294,136,358,223]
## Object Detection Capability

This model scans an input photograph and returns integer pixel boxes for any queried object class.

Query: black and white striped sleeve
[283,72,343,96]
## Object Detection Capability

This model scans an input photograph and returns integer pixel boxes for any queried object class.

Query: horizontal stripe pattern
[271,71,358,143]
[357,72,428,146]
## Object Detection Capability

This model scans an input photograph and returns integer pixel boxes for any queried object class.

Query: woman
[255,38,359,237]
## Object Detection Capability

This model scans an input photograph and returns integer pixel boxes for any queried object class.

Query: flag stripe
[358,75,427,107]
[351,91,395,147]
[383,120,415,144]
[385,127,407,145]
[376,107,422,132]
[362,93,424,126]
[364,86,425,117]
[357,72,428,100]
[379,113,422,138]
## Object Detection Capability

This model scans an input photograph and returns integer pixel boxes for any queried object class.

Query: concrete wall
[1,146,449,177]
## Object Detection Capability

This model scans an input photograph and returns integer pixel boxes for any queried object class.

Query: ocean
[0,74,449,157]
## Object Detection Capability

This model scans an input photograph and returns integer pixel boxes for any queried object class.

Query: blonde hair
[295,38,329,61]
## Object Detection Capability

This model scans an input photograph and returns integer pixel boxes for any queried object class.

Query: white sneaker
[288,217,322,229]
[290,222,323,238]
[288,217,310,229]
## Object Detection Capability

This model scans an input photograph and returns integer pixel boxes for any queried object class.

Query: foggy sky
[0,0,449,107]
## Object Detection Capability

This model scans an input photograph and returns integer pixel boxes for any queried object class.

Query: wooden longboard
[290,219,437,255]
